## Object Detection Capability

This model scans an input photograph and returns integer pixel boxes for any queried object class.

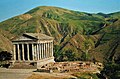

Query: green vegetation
[100,62,120,79]
[0,51,12,68]
[0,51,12,61]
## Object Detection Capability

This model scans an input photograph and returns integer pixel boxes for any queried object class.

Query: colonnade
[13,41,53,61]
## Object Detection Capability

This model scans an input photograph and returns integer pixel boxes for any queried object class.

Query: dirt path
[27,72,77,79]
[0,68,36,79]
[0,68,77,79]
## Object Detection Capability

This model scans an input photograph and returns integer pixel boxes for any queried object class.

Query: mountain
[0,6,120,63]
[0,28,14,52]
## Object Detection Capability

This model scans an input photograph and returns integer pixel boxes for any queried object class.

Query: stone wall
[37,57,55,68]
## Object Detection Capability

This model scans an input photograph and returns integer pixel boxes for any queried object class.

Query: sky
[0,0,120,22]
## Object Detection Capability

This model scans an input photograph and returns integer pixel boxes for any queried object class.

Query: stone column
[32,44,35,60]
[51,42,53,57]
[13,44,16,60]
[47,43,48,57]
[41,43,43,59]
[34,44,36,60]
[34,44,37,60]
[27,44,30,61]
[49,42,52,57]
[22,44,25,61]
[48,42,50,57]
[45,43,47,58]
[17,44,21,60]
[46,43,48,58]
[39,43,41,59]
[37,44,39,60]
[42,43,44,58]
[44,43,46,58]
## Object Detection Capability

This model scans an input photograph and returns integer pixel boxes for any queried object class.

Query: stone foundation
[37,57,55,68]
[9,57,55,69]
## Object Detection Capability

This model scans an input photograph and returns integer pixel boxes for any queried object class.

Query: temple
[11,33,54,68]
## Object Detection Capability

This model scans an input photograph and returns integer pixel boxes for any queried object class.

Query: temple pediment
[12,33,53,42]
[14,36,37,41]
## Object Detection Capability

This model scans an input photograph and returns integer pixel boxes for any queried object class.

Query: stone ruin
[37,61,103,73]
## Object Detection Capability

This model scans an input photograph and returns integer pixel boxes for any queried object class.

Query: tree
[64,50,75,61]
[100,62,120,79]
[54,45,63,62]
[0,51,12,61]
[0,51,12,68]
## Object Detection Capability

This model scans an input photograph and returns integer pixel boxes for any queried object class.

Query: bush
[0,51,12,68]
[0,51,12,61]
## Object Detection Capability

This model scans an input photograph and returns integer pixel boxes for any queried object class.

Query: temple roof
[24,33,54,40]
[12,33,54,42]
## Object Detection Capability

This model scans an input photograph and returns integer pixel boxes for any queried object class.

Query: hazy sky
[0,0,120,22]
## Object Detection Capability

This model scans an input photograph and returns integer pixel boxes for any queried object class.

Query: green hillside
[0,6,120,63]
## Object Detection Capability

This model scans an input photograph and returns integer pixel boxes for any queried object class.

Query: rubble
[37,61,103,73]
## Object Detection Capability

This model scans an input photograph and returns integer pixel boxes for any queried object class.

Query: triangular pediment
[12,35,37,42]
[12,33,53,42]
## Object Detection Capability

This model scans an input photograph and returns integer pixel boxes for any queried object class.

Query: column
[22,44,25,61]
[37,44,39,60]
[39,43,41,59]
[17,44,21,60]
[45,43,47,58]
[51,42,53,57]
[46,43,48,58]
[35,44,37,60]
[13,44,16,60]
[44,43,46,58]
[32,44,35,60]
[41,43,43,59]
[42,43,44,58]
[27,44,30,61]
[47,43,49,58]
[48,42,50,57]
[34,44,37,60]
[49,42,52,57]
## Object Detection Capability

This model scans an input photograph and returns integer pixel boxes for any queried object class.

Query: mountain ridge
[0,6,120,62]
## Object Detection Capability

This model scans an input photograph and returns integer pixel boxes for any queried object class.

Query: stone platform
[9,57,55,69]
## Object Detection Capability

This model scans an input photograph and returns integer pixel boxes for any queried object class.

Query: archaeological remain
[10,33,55,69]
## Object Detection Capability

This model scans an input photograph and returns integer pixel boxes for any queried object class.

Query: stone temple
[11,33,55,69]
